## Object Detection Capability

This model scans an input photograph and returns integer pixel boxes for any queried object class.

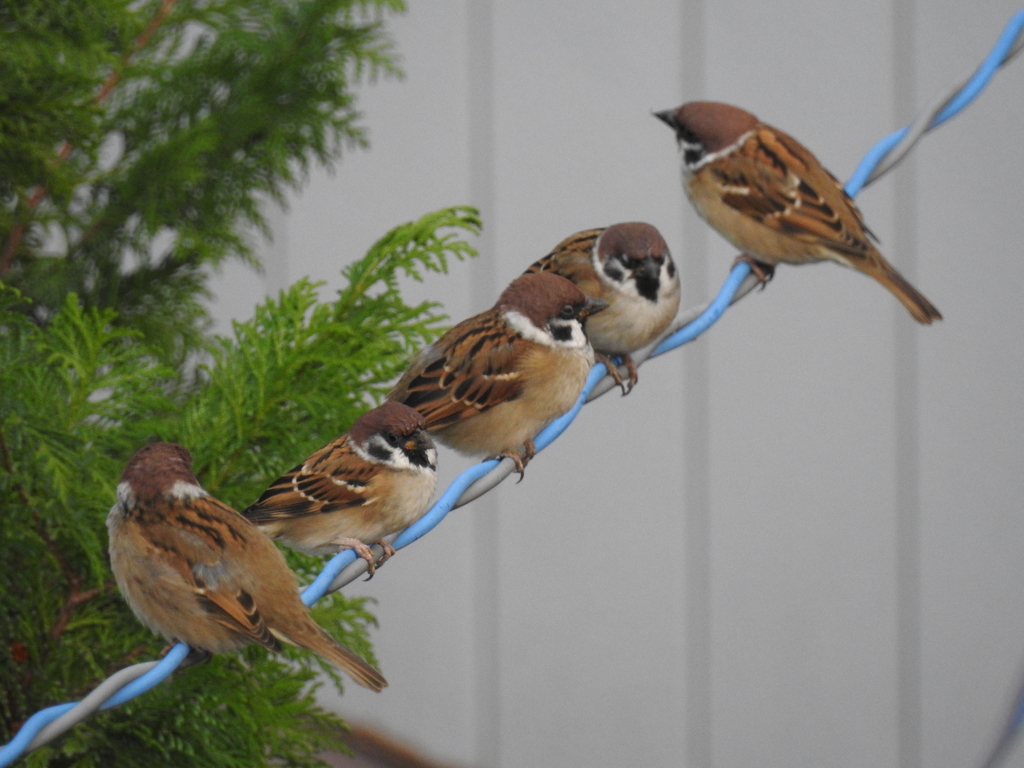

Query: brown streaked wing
[194,583,282,652]
[716,129,874,260]
[244,440,372,522]
[768,128,867,219]
[141,497,281,650]
[525,232,605,297]
[143,496,247,566]
[184,498,282,651]
[388,312,526,431]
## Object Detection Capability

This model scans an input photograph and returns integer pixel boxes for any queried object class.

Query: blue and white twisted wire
[2,8,1023,766]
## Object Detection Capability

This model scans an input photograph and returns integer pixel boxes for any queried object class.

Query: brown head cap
[120,442,200,502]
[662,101,759,153]
[349,401,427,445]
[496,272,589,328]
[597,222,669,262]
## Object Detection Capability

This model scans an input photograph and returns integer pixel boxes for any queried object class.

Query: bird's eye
[616,252,644,271]
[384,432,400,446]
[558,304,576,319]
[679,125,701,145]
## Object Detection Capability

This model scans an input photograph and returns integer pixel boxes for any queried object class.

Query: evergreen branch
[0,422,82,598]
[0,0,180,280]
[0,419,104,656]
[49,585,108,641]
[95,0,180,104]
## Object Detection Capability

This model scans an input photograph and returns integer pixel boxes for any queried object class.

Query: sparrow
[525,222,680,394]
[106,442,387,691]
[387,272,608,474]
[243,402,437,576]
[655,101,942,323]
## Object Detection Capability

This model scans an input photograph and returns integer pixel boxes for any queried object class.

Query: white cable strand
[860,22,1023,187]
[24,663,160,752]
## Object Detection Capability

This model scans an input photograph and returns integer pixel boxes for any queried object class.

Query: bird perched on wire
[387,272,608,475]
[525,222,680,394]
[655,101,941,324]
[107,442,387,691]
[243,402,437,576]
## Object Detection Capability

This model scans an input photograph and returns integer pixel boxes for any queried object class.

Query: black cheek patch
[684,147,704,166]
[667,261,676,278]
[548,321,575,342]
[404,447,433,468]
[603,260,625,283]
[366,441,392,463]
[634,274,660,303]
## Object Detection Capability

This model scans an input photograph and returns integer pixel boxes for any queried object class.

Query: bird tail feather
[864,255,942,324]
[273,624,387,691]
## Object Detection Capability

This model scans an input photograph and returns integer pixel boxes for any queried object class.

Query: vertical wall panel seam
[467,1,501,766]
[680,0,711,765]
[892,1,922,767]
[264,202,290,297]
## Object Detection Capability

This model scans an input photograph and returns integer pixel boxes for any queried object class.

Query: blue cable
[652,262,752,358]
[2,9,1022,766]
[0,706,75,766]
[845,8,1024,198]
[100,644,190,709]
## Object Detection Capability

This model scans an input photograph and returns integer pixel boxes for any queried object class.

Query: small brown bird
[107,442,387,691]
[655,101,941,323]
[387,272,608,474]
[525,222,680,393]
[243,402,437,575]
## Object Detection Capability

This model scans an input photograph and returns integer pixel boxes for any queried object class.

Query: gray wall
[207,1,1024,766]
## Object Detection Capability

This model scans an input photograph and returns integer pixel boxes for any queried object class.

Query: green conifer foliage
[1,0,406,366]
[0,204,482,763]
[1,0,483,763]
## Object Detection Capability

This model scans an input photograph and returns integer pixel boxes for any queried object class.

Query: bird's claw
[733,254,775,288]
[595,353,637,395]
[496,439,535,482]
[365,540,397,579]
[332,537,379,580]
[168,646,212,669]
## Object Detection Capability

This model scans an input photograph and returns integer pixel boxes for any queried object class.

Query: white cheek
[661,261,680,293]
[502,310,555,347]
[115,481,136,510]
[571,322,589,349]
[550,319,590,351]
[387,448,414,471]
[168,480,208,501]
[593,255,626,293]
[614,277,643,300]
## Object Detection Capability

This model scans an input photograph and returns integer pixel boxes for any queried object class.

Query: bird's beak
[402,429,437,469]
[405,430,435,453]
[654,109,678,129]
[579,296,610,319]
[639,256,662,281]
